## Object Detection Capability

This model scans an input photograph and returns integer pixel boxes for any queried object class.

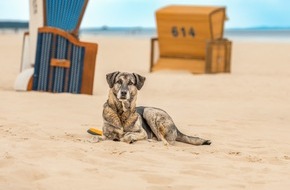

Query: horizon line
[1,20,290,31]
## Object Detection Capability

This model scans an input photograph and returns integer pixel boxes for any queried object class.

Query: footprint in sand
[246,155,262,162]
[228,151,241,156]
[283,155,290,160]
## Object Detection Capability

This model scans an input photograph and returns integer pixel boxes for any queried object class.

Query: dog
[101,71,211,146]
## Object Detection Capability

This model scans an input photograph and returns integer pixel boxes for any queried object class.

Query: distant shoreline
[0,21,28,29]
[79,27,290,42]
[1,21,290,31]
[1,21,290,41]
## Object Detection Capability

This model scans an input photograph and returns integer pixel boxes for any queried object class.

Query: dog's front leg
[102,123,124,141]
[103,107,124,140]
[121,129,147,144]
[121,116,148,144]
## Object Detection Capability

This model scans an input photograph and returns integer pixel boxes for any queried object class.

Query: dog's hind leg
[142,107,211,146]
[156,124,171,146]
[142,108,177,146]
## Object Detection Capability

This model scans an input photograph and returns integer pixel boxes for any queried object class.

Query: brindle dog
[101,71,211,146]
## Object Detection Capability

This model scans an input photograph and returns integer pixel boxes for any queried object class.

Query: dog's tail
[176,129,211,145]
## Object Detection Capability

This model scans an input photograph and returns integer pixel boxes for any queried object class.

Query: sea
[78,27,290,42]
[1,23,290,42]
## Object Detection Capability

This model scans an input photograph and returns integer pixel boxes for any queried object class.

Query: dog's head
[106,71,146,101]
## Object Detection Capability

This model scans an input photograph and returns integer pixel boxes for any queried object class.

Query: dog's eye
[117,80,122,84]
[128,81,133,85]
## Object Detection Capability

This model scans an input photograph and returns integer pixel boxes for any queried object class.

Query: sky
[0,0,290,29]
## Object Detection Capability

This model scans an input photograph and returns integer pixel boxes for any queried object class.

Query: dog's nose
[121,91,127,97]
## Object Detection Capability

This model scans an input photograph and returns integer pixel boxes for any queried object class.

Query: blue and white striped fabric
[33,32,85,94]
[33,33,53,91]
[52,36,67,92]
[46,0,86,33]
[68,45,84,93]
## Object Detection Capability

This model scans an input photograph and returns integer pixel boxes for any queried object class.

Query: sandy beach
[1,32,290,189]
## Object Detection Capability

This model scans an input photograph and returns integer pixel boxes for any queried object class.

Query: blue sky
[0,0,290,29]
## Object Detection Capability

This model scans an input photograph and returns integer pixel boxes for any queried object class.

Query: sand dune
[0,33,290,189]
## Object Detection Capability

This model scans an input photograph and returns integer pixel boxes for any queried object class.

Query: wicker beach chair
[15,0,98,95]
[20,0,88,72]
[150,5,231,74]
[32,27,97,95]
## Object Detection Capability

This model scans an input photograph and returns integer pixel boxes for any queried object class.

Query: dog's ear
[133,73,146,90]
[106,71,120,88]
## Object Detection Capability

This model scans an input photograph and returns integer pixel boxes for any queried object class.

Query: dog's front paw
[114,127,124,135]
[122,134,137,144]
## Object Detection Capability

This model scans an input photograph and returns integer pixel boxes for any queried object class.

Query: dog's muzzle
[118,89,130,100]
[120,90,127,99]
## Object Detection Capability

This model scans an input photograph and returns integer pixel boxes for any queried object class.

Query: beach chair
[15,0,98,95]
[20,0,88,72]
[32,27,97,94]
[150,5,232,74]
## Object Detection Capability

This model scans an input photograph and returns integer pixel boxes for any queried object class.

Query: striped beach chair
[20,0,88,72]
[15,0,98,95]
[32,27,97,95]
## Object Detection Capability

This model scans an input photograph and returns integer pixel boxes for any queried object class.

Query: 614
[171,26,195,38]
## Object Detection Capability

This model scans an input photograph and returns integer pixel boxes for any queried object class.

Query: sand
[0,32,290,190]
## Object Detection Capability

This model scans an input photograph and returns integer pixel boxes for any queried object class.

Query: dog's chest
[119,112,139,132]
